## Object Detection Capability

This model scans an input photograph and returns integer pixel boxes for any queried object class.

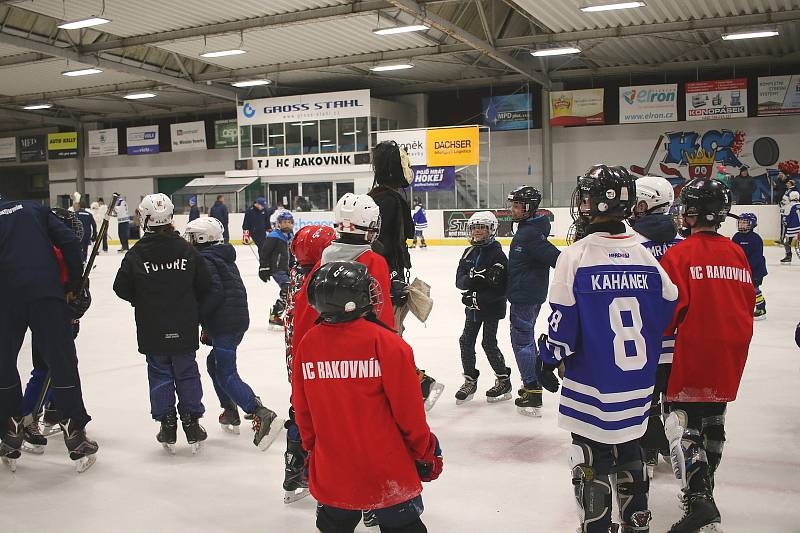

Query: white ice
[3,244,799,533]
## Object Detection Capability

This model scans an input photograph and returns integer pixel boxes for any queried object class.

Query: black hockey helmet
[572,165,636,222]
[507,185,542,221]
[51,207,84,241]
[308,261,380,324]
[372,140,413,189]
[678,178,731,232]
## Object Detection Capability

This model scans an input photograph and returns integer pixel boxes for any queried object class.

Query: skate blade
[221,423,241,435]
[2,456,18,472]
[284,488,310,504]
[698,523,724,533]
[21,442,45,455]
[455,393,474,405]
[257,417,286,451]
[190,442,202,455]
[424,383,445,412]
[268,323,284,331]
[41,425,61,438]
[517,406,543,418]
[753,314,767,321]
[486,392,512,403]
[75,454,96,473]
[162,443,176,455]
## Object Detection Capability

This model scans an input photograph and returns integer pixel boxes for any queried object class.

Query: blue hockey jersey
[786,203,800,238]
[540,231,678,444]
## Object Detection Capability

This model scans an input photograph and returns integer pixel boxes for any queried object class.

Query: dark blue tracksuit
[242,205,272,249]
[506,215,560,388]
[0,200,91,428]
[74,209,97,264]
[209,201,230,243]
[733,230,768,315]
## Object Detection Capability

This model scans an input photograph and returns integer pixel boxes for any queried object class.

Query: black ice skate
[21,414,47,455]
[644,448,659,479]
[283,434,309,504]
[668,493,722,533]
[515,386,543,417]
[780,253,792,264]
[363,510,379,528]
[181,415,207,455]
[219,406,241,435]
[60,418,98,473]
[485,371,512,403]
[455,375,478,405]
[1,417,24,472]
[252,398,284,451]
[157,413,178,455]
[419,369,444,412]
[40,405,62,437]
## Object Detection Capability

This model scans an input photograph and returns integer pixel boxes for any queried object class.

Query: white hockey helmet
[334,193,381,242]
[139,193,174,231]
[790,190,800,202]
[184,217,224,245]
[467,211,498,245]
[633,176,674,218]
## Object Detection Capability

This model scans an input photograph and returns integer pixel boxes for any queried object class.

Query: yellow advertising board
[426,126,479,166]
[47,132,79,159]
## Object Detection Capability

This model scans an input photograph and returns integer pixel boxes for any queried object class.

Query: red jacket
[292,318,433,509]
[660,232,755,402]
[291,249,395,355]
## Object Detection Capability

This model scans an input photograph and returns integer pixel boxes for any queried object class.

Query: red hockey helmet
[291,224,336,267]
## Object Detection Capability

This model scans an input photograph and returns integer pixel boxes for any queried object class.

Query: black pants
[640,363,671,453]
[317,496,426,533]
[0,298,90,428]
[669,402,727,494]
[118,221,130,250]
[459,315,508,377]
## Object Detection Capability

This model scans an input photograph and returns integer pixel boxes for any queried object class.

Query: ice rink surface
[2,243,799,533]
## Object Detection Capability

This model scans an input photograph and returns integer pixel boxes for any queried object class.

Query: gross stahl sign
[239,89,370,126]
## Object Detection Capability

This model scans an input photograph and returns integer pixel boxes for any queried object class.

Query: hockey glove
[416,433,443,482]
[258,267,272,283]
[68,287,92,319]
[486,263,506,287]
[461,291,480,311]
[536,334,560,393]
[468,267,489,288]
[242,230,251,244]
[200,330,211,346]
[390,278,410,307]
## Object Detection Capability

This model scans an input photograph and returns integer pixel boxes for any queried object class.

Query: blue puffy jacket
[506,215,560,304]
[199,243,249,336]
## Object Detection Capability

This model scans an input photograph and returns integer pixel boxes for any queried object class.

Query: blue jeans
[509,303,542,388]
[317,496,425,533]
[206,332,257,414]
[145,353,204,421]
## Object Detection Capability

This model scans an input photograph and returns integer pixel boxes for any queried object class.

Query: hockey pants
[459,315,508,376]
[206,332,258,414]
[145,353,204,421]
[509,303,542,388]
[317,495,426,533]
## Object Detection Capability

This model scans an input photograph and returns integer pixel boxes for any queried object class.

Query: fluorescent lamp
[580,1,645,12]
[531,47,581,57]
[373,24,429,35]
[252,143,266,146]
[319,139,331,143]
[231,79,271,87]
[342,131,361,135]
[23,103,53,110]
[200,49,247,58]
[722,30,779,41]
[62,67,103,77]
[268,134,285,138]
[123,92,157,100]
[290,122,315,127]
[370,64,414,72]
[57,17,111,30]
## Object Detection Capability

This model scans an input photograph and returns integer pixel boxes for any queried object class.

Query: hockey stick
[630,134,664,176]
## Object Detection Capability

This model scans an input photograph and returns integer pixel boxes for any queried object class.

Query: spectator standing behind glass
[714,164,732,188]
[114,197,130,252]
[208,195,230,243]
[733,167,755,205]
[188,196,200,222]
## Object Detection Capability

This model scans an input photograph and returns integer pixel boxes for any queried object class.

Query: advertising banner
[214,119,238,149]
[685,78,747,121]
[426,126,480,166]
[170,121,207,152]
[239,89,371,126]
[47,132,78,159]
[618,84,678,124]
[443,209,555,239]
[757,75,800,116]
[376,128,427,166]
[0,137,15,162]
[482,94,531,130]
[251,153,371,176]
[127,125,159,155]
[18,135,46,162]
[550,89,604,126]
[410,166,455,191]
[87,128,118,157]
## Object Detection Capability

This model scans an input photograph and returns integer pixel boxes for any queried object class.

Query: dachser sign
[426,126,480,166]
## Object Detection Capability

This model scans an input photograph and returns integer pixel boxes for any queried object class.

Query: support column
[541,88,553,207]
[76,124,86,201]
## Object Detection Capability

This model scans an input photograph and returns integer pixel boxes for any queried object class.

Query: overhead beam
[0,81,161,106]
[0,106,78,127]
[0,51,49,67]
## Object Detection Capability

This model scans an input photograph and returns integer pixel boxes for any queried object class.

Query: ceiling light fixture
[57,17,111,30]
[200,49,247,58]
[290,122,315,127]
[23,103,53,110]
[123,92,157,100]
[373,24,430,35]
[531,47,581,57]
[370,64,414,72]
[230,79,271,87]
[722,30,779,40]
[62,67,103,77]
[580,1,645,12]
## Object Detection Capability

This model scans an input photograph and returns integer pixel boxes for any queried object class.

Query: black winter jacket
[113,230,211,355]
[242,206,271,239]
[199,244,249,336]
[456,240,508,320]
[259,228,292,273]
[507,215,560,305]
[368,186,414,279]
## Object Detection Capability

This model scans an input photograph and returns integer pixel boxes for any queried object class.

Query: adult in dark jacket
[113,193,211,453]
[732,168,755,205]
[208,195,230,243]
[72,201,97,264]
[506,185,560,417]
[0,198,96,469]
[185,217,282,450]
[188,196,200,222]
[454,211,512,405]
[242,196,273,249]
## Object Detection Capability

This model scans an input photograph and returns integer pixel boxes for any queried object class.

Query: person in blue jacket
[454,211,512,405]
[732,212,768,320]
[0,196,97,472]
[411,198,428,249]
[242,197,273,249]
[259,210,295,326]
[208,195,230,243]
[506,185,560,417]
[188,196,200,222]
[71,199,97,264]
[185,217,283,451]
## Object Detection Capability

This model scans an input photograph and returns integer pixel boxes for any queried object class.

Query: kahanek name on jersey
[301,359,382,380]
[590,271,652,291]
[689,265,752,283]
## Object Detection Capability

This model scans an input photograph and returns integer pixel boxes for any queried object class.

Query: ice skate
[21,415,46,455]
[40,405,62,437]
[59,419,98,473]
[515,387,543,417]
[419,370,444,412]
[454,375,477,405]
[219,406,241,435]
[668,493,721,533]
[252,398,284,451]
[283,435,309,504]
[753,309,767,321]
[485,372,512,403]
[157,413,178,455]
[363,510,379,528]
[1,417,24,472]
[181,415,207,455]
[780,253,792,264]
